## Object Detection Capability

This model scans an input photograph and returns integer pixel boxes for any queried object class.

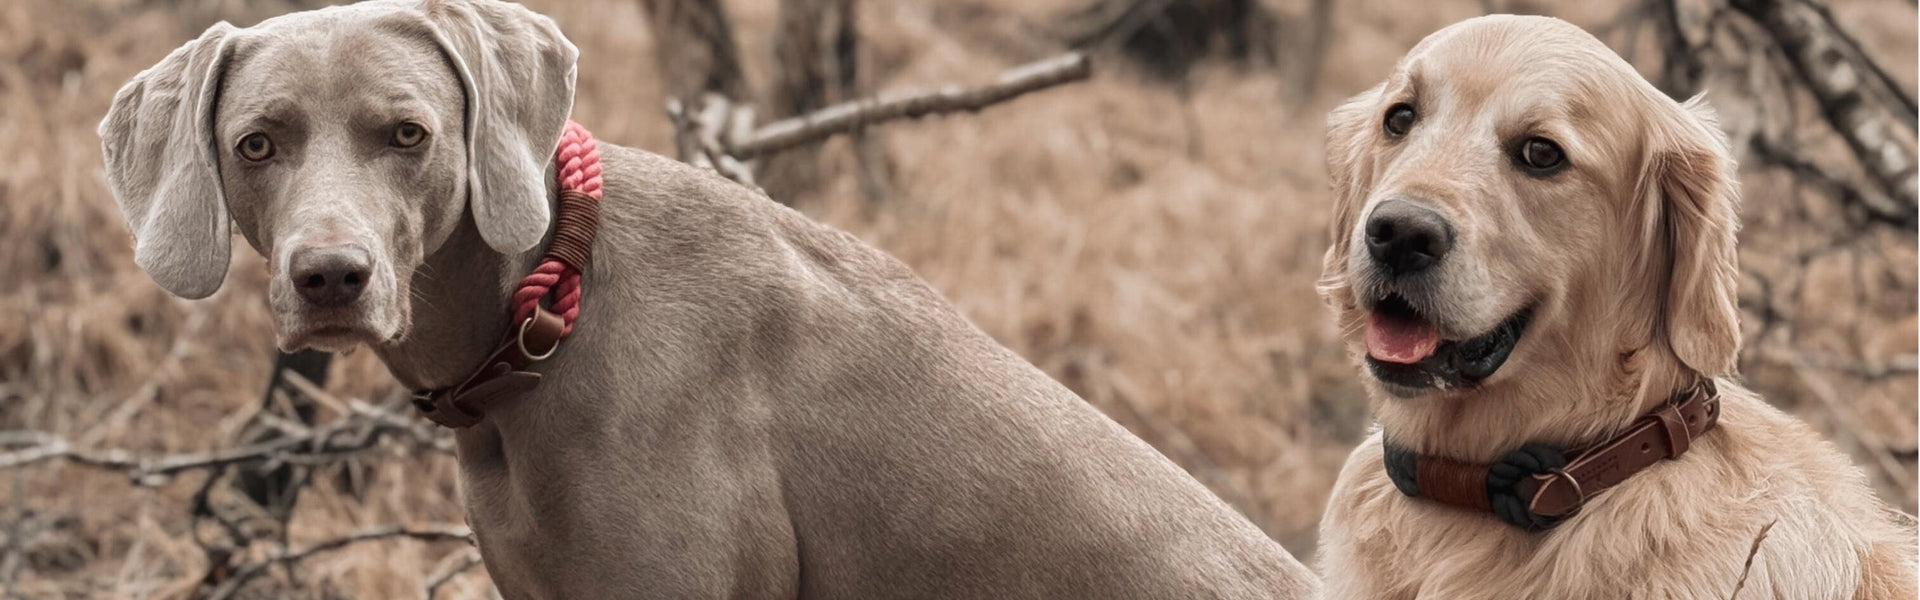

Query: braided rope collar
[1381,378,1721,530]
[412,120,604,428]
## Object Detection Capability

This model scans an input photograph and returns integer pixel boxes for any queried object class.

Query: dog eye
[392,122,428,148]
[237,133,274,161]
[1383,104,1416,137]
[1518,137,1566,173]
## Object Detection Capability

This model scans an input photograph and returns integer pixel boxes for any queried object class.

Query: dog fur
[1314,15,1917,600]
[99,0,1319,597]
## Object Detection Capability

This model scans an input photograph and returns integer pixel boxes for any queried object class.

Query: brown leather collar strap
[1383,378,1722,530]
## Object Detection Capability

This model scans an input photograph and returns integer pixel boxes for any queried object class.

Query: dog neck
[1371,325,1700,464]
[374,208,545,392]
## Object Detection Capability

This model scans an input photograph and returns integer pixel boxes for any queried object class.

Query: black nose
[1365,199,1453,276]
[289,245,372,308]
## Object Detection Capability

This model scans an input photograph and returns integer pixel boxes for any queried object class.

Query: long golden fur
[1315,15,1917,599]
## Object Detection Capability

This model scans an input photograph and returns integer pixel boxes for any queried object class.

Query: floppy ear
[1317,84,1384,305]
[422,0,580,254]
[1649,95,1742,376]
[98,22,238,299]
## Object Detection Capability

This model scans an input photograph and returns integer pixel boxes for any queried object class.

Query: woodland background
[0,0,1914,597]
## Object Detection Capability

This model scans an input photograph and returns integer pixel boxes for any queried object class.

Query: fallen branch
[730,52,1092,159]
[205,523,473,600]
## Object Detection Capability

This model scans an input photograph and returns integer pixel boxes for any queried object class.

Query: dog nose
[289,245,372,308]
[1365,199,1453,275]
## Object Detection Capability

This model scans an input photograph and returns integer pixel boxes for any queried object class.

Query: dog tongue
[1366,310,1441,364]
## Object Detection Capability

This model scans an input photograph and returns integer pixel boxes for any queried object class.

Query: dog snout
[289,245,373,308]
[1365,199,1453,276]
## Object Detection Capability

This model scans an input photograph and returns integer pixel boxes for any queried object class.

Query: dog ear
[1649,95,1742,377]
[1316,83,1384,305]
[98,22,238,299]
[422,0,579,255]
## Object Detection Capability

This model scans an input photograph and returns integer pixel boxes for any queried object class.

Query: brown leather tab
[417,392,483,428]
[450,371,542,420]
[1524,381,1720,518]
[519,307,566,361]
[1417,454,1492,510]
[415,307,568,429]
[1653,403,1692,458]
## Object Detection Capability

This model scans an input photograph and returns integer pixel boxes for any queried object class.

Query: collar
[411,120,604,428]
[1381,377,1721,530]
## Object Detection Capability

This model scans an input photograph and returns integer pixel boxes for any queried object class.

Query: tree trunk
[763,0,893,204]
[1731,0,1918,223]
[640,0,754,161]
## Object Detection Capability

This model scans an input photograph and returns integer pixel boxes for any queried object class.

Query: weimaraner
[99,0,1319,597]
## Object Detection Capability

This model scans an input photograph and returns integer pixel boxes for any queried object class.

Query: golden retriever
[1314,15,1917,599]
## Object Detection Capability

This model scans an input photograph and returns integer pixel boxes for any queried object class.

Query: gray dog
[99,0,1318,597]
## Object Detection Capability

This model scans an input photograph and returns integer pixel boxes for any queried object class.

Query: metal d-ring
[1546,467,1586,515]
[516,316,560,361]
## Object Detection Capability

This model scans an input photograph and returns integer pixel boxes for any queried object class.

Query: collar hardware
[413,120,603,429]
[1383,378,1721,530]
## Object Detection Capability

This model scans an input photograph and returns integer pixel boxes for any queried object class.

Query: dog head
[1318,15,1741,405]
[99,0,577,352]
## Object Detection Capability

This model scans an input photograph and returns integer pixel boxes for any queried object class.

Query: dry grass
[0,0,1912,597]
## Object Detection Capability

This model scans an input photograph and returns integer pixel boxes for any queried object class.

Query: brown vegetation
[0,0,1912,597]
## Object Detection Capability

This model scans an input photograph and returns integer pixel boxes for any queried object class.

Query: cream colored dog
[99,0,1319,597]
[1315,15,1916,599]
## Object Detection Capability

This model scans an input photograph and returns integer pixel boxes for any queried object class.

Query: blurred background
[1,0,1913,597]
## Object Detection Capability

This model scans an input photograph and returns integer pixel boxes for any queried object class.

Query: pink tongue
[1366,310,1441,364]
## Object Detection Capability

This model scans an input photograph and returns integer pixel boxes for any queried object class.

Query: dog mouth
[1362,294,1532,397]
[278,311,395,353]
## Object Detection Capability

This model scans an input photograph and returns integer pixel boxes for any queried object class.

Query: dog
[98,0,1319,597]
[1313,15,1917,599]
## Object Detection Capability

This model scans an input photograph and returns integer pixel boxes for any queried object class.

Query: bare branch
[423,547,484,600]
[731,52,1093,160]
[666,96,763,190]
[1749,136,1916,228]
[0,379,447,484]
[205,523,473,600]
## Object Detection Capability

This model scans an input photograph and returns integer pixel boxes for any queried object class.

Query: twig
[730,52,1092,159]
[423,547,484,600]
[0,382,447,483]
[1729,519,1776,598]
[205,523,473,600]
